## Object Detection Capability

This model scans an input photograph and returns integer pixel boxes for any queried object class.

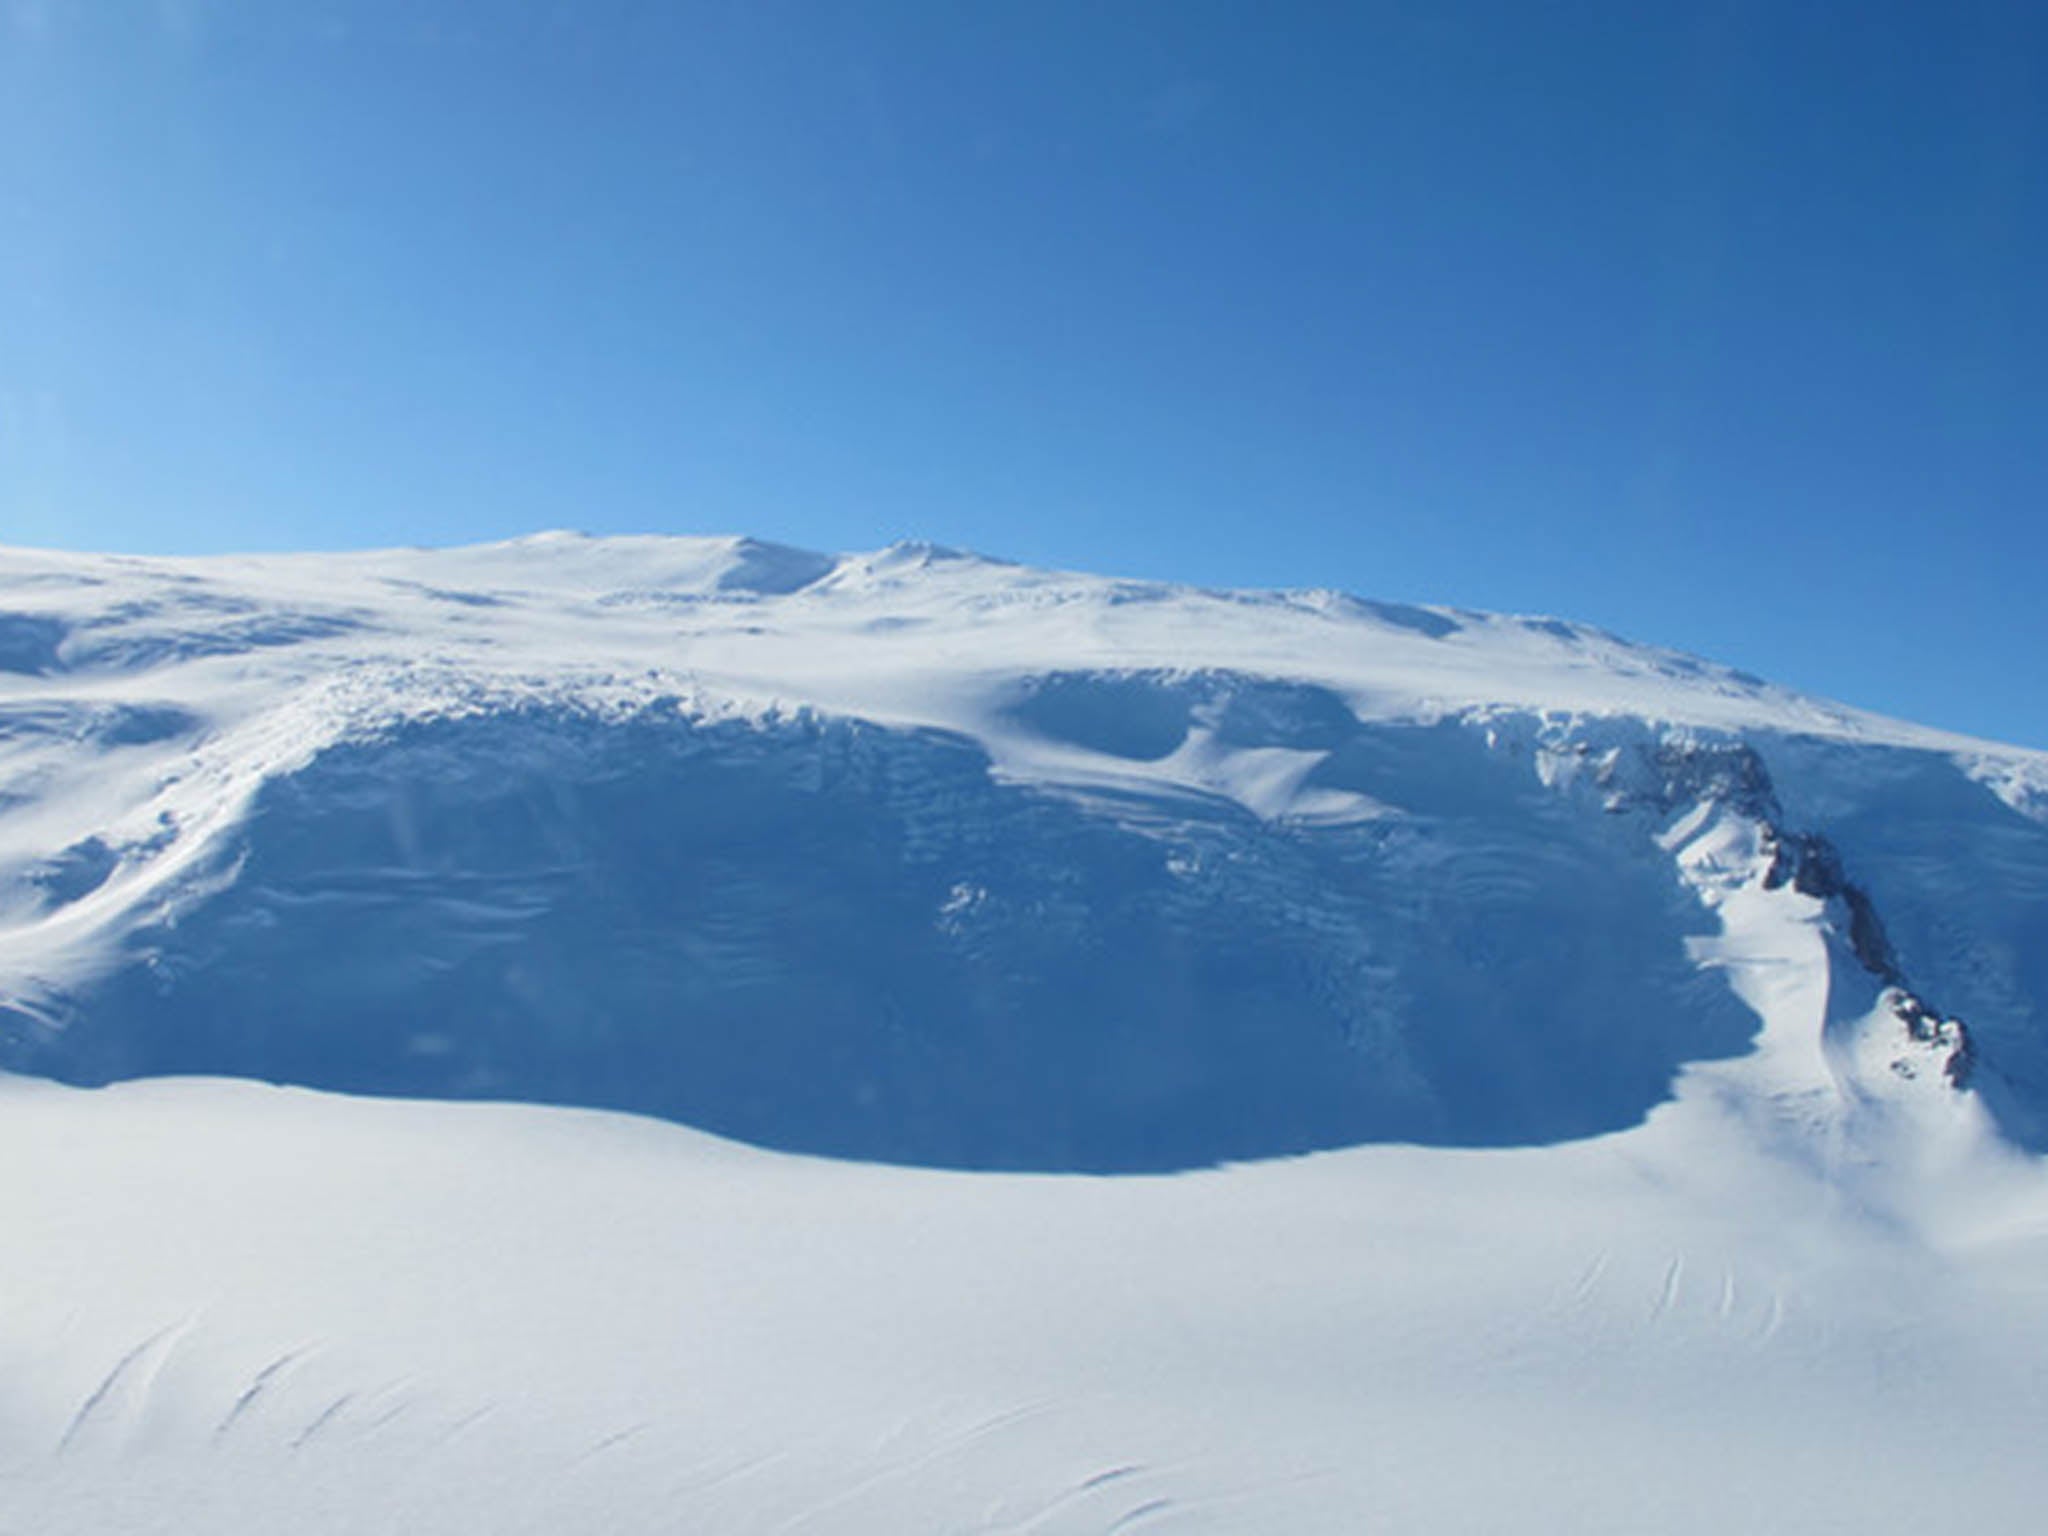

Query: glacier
[2,531,2047,1533]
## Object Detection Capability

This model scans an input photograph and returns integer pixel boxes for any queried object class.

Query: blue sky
[3,2,2043,746]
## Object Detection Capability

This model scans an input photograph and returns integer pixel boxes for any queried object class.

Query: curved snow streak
[762,1401,1065,1535]
[979,1463,1343,1536]
[427,1402,498,1455]
[363,1391,415,1433]
[1080,1465,1146,1491]
[1097,1499,1177,1533]
[1653,1256,1685,1321]
[1554,1243,1797,1355]
[663,1448,791,1506]
[976,1465,1149,1535]
[288,1393,353,1451]
[1570,1249,1611,1303]
[55,1333,160,1454]
[213,1347,309,1442]
[563,1420,650,1467]
[1760,1290,1787,1341]
[56,1318,192,1455]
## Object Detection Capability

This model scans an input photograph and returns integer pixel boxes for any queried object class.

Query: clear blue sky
[4,2,2043,746]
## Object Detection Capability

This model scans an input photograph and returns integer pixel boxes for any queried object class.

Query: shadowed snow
[21,702,1755,1170]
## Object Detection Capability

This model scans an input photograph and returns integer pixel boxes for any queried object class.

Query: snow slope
[3,533,2048,1531]
[3,1070,2046,1536]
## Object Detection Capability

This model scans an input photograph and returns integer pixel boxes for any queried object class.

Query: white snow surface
[0,529,2022,750]
[3,532,2048,1531]
[4,1069,2047,1535]
[3,530,2041,1001]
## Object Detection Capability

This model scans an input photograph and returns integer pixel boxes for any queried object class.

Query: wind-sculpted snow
[12,700,1756,1170]
[0,611,67,674]
[0,531,2044,1169]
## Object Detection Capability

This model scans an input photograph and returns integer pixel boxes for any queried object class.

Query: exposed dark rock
[1657,744,1977,1096]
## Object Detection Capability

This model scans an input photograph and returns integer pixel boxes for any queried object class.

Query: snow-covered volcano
[4,532,2045,1167]
[4,533,2048,1533]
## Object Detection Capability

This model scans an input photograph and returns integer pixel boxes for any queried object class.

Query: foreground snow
[3,1069,2046,1535]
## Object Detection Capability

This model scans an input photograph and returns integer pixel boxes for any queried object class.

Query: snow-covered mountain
[4,531,2045,1166]
[4,533,2047,1533]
